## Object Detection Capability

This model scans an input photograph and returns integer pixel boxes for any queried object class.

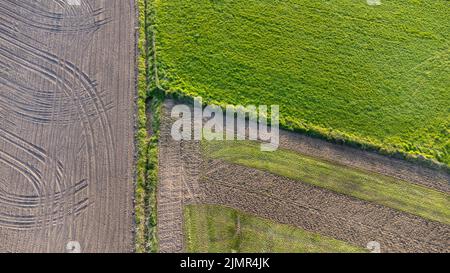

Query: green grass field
[184,204,365,253]
[203,141,450,225]
[155,0,450,165]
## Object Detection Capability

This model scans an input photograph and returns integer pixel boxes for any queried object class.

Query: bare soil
[200,161,449,253]
[157,99,449,253]
[0,0,135,252]
[157,100,203,253]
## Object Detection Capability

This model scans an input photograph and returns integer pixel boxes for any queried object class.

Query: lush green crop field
[184,204,365,253]
[155,0,450,165]
[203,141,450,225]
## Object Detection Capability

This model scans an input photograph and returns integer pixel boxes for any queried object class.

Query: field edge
[184,204,367,253]
[152,0,449,170]
[135,0,162,253]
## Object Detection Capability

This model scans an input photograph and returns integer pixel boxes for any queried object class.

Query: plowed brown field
[157,99,449,253]
[0,0,136,253]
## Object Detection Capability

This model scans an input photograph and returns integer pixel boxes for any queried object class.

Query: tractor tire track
[0,0,108,34]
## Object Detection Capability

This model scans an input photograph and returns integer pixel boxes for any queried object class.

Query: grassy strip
[143,98,162,253]
[136,0,164,253]
[135,0,148,253]
[154,0,450,168]
[184,204,366,253]
[203,141,450,225]
[143,0,162,254]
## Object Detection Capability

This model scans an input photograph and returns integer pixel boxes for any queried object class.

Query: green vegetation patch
[135,0,149,253]
[203,141,450,225]
[184,204,365,253]
[136,0,162,253]
[155,0,450,166]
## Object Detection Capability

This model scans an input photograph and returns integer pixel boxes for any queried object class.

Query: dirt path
[157,100,203,253]
[157,99,449,253]
[0,0,135,252]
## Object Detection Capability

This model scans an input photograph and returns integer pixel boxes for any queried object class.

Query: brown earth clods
[157,99,449,253]
[157,100,203,253]
[0,0,136,252]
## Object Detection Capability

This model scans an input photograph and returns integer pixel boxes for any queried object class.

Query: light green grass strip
[184,204,366,253]
[203,141,450,225]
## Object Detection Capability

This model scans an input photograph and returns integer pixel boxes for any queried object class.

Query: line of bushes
[135,0,163,253]
[163,86,449,173]
[135,0,148,253]
[137,0,448,254]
